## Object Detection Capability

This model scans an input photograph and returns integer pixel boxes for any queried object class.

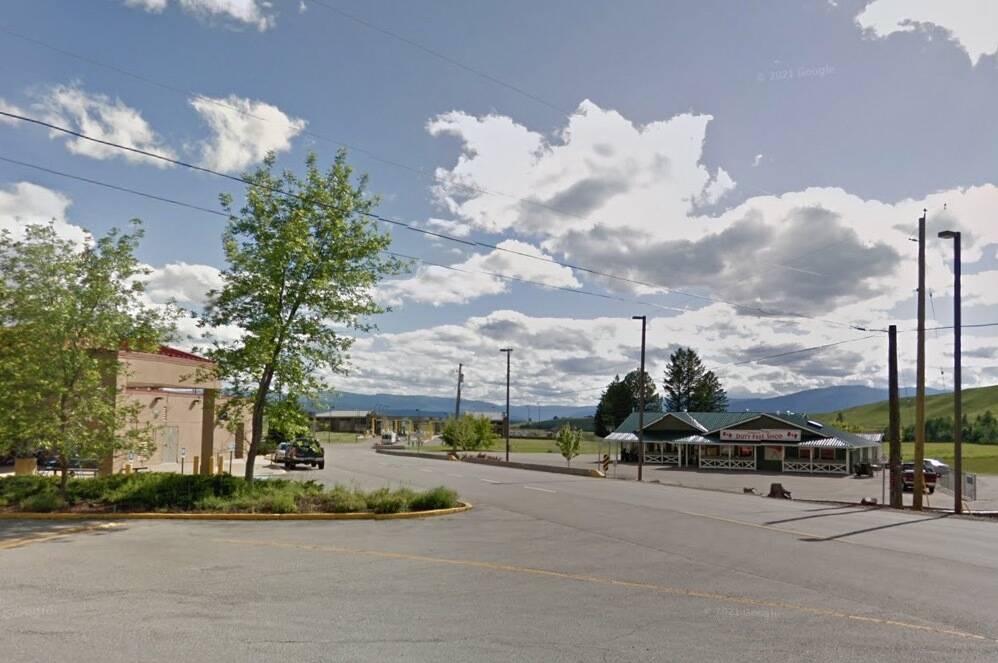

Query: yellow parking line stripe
[212,537,994,643]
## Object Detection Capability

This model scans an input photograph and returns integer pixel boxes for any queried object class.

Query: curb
[0,502,473,522]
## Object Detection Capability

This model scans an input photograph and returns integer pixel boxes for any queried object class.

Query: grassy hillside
[514,416,595,432]
[816,384,998,433]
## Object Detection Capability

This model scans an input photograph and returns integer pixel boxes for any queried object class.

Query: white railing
[782,460,848,474]
[700,457,756,470]
[644,453,679,465]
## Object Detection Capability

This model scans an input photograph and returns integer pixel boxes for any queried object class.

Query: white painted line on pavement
[523,485,556,494]
[481,478,501,484]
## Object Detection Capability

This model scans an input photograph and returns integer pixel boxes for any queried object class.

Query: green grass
[901,442,998,475]
[816,384,998,434]
[420,437,601,455]
[0,474,459,514]
[314,431,368,444]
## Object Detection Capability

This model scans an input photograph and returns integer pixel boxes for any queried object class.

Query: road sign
[127,451,134,461]
[228,442,235,452]
[180,448,187,458]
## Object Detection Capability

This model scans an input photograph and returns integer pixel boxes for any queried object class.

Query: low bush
[0,474,460,515]
[19,492,66,512]
[409,486,458,511]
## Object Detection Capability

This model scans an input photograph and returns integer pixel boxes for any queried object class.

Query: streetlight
[632,315,647,481]
[499,348,512,462]
[938,229,962,514]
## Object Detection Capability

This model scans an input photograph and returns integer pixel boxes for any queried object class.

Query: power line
[0,109,878,332]
[0,24,608,230]
[731,334,881,366]
[307,2,571,116]
[0,152,683,315]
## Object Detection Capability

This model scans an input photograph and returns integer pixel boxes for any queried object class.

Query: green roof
[609,411,880,449]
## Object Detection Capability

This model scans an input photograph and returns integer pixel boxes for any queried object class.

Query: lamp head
[632,315,646,321]
[499,347,512,353]
[937,230,960,240]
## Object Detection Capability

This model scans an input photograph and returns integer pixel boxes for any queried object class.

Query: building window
[737,446,753,458]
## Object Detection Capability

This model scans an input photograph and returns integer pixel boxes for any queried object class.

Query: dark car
[277,437,325,470]
[901,462,937,494]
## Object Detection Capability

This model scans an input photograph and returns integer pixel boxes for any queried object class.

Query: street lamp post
[632,315,647,482]
[938,229,962,514]
[500,348,512,462]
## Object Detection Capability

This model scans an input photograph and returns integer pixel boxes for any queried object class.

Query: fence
[938,471,977,501]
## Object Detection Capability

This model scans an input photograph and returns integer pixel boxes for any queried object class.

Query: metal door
[160,426,179,463]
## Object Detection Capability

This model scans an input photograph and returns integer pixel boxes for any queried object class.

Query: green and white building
[607,411,882,474]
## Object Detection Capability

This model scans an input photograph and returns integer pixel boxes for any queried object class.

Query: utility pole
[632,315,647,481]
[888,325,902,508]
[499,348,512,462]
[454,363,464,418]
[938,229,963,513]
[913,210,927,510]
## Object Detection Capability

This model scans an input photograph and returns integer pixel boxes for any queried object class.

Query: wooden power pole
[454,363,463,418]
[913,211,927,510]
[888,325,902,508]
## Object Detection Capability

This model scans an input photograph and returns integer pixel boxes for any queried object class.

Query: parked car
[273,437,325,470]
[380,431,397,445]
[924,458,950,476]
[901,462,937,494]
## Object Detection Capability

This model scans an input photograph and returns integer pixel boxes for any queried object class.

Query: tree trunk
[59,455,69,495]
[244,402,265,481]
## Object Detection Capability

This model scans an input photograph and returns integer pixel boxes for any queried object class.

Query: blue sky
[2,0,998,404]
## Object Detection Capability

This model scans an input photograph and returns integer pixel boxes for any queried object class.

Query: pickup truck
[272,438,325,470]
[901,462,937,494]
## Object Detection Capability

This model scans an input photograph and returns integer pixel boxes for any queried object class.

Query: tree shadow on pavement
[798,514,949,542]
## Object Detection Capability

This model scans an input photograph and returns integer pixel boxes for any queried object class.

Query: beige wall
[120,351,219,390]
[110,351,250,470]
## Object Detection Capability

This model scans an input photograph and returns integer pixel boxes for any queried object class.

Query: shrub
[409,486,458,511]
[366,486,416,514]
[0,476,57,505]
[19,492,66,512]
[307,484,368,513]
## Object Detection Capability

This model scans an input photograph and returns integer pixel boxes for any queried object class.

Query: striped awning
[799,438,848,449]
[604,432,638,442]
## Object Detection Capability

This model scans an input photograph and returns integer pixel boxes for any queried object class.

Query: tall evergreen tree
[594,375,633,436]
[663,347,728,412]
[623,369,662,412]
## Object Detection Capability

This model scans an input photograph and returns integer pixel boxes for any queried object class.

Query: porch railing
[644,453,679,465]
[782,460,848,474]
[700,457,756,470]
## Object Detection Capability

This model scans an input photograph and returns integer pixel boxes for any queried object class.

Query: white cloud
[425,100,998,328]
[752,154,763,167]
[33,83,176,167]
[0,182,89,244]
[190,95,306,173]
[0,98,27,124]
[378,240,581,307]
[143,262,224,308]
[856,0,998,65]
[124,0,276,31]
[124,0,168,11]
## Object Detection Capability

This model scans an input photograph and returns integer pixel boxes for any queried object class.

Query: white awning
[799,438,848,449]
[605,432,638,442]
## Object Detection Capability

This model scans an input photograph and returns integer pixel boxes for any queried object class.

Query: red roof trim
[156,345,212,363]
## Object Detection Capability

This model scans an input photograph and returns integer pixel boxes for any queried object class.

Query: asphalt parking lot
[3,443,998,662]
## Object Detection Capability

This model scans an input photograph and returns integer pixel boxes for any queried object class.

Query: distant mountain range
[727,385,946,415]
[307,391,594,422]
[310,384,946,422]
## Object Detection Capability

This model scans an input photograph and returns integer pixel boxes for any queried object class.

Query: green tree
[663,347,728,412]
[594,375,633,436]
[555,424,583,467]
[0,223,174,492]
[441,414,496,452]
[201,151,402,480]
[623,369,662,412]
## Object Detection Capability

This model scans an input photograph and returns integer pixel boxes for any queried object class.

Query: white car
[925,458,950,475]
[380,431,397,444]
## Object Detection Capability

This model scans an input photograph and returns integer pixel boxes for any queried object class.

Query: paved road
[2,442,997,662]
